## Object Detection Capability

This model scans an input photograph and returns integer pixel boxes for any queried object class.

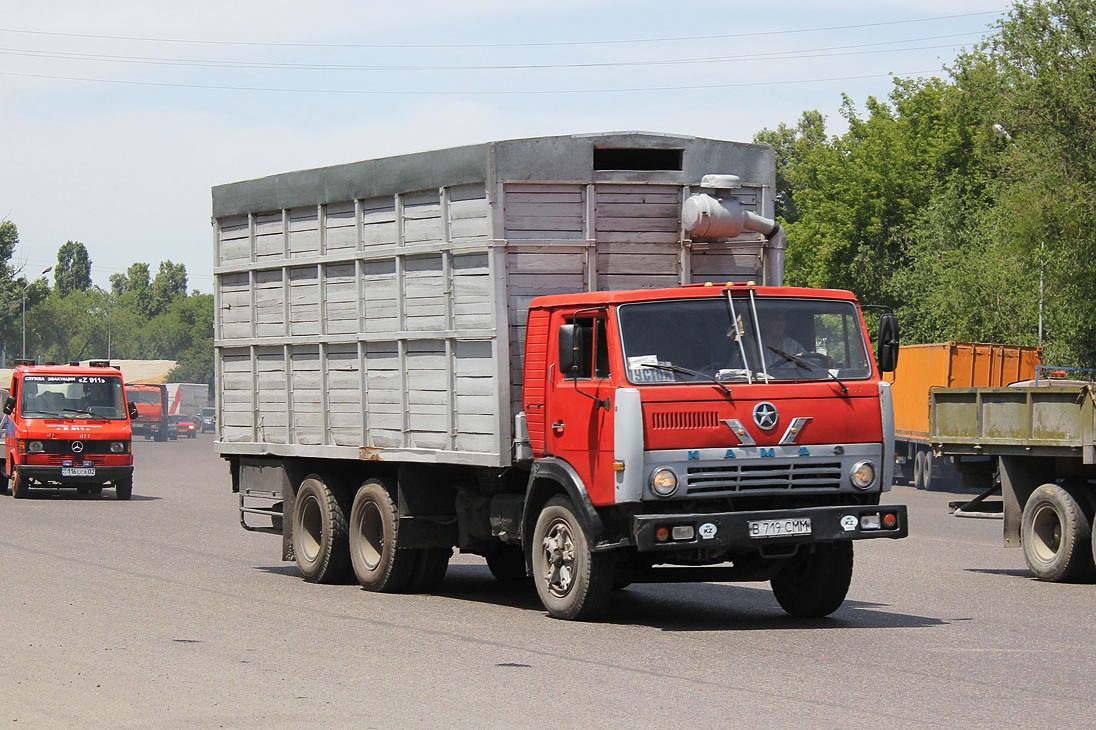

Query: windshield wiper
[765,346,849,394]
[63,407,106,419]
[640,363,731,396]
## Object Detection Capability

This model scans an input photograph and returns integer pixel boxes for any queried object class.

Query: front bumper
[632,503,908,552]
[19,465,133,486]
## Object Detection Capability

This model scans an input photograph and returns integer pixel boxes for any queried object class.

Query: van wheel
[292,474,350,583]
[349,479,417,592]
[115,479,133,501]
[11,469,29,499]
[532,495,615,620]
[1021,483,1093,582]
[771,542,854,617]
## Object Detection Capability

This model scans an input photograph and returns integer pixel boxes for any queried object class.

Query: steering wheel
[799,352,836,369]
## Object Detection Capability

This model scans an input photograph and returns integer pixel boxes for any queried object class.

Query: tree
[150,261,188,317]
[54,241,93,296]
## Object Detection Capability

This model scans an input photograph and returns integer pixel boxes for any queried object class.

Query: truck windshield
[20,375,128,419]
[618,295,872,385]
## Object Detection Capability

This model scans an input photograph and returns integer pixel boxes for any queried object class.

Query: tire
[912,451,925,490]
[405,547,451,593]
[348,479,417,592]
[770,542,854,618]
[485,548,528,582]
[921,451,935,491]
[292,474,351,584]
[115,479,133,501]
[11,469,29,499]
[1020,483,1093,582]
[531,495,615,620]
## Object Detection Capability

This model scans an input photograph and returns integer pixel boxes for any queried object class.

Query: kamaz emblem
[752,402,779,430]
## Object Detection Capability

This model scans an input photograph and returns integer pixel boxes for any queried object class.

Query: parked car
[198,407,215,433]
[170,414,197,439]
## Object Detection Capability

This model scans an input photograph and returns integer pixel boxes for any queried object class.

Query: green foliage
[755,0,1096,367]
[54,241,93,296]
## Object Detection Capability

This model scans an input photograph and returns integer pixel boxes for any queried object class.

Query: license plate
[748,517,812,539]
[61,467,96,477]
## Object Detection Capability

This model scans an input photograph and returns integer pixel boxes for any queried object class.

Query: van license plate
[61,467,96,477]
[748,518,812,538]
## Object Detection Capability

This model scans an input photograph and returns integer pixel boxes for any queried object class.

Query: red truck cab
[2,360,135,499]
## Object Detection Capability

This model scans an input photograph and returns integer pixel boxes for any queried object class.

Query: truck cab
[2,360,135,499]
[516,283,905,616]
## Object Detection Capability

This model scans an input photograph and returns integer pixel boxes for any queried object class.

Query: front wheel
[291,474,350,584]
[531,495,614,620]
[1020,483,1093,582]
[11,469,29,499]
[771,542,854,618]
[115,479,133,501]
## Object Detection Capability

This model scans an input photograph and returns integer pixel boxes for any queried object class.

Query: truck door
[545,313,616,505]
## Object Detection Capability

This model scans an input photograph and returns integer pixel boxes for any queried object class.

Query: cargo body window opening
[593,147,684,171]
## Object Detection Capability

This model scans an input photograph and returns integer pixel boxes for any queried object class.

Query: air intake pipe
[681,174,785,286]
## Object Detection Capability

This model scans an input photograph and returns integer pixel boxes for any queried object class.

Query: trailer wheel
[912,451,925,490]
[770,542,854,618]
[348,479,416,592]
[1020,483,1093,582]
[531,495,614,620]
[485,548,528,582]
[292,474,350,584]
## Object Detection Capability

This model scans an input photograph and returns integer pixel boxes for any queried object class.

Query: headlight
[649,467,679,497]
[28,441,44,454]
[850,460,876,489]
[110,442,127,454]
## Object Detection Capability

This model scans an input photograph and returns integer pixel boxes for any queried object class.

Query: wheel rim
[540,517,577,598]
[1030,503,1063,563]
[298,494,323,563]
[353,499,384,571]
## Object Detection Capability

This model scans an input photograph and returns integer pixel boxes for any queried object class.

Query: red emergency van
[2,360,135,499]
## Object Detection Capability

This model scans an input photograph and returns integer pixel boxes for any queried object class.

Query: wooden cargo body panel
[212,132,775,466]
[888,342,1042,440]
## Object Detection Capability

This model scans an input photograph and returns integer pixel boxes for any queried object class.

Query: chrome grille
[686,461,843,494]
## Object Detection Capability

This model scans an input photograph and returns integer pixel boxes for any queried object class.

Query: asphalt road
[0,436,1092,729]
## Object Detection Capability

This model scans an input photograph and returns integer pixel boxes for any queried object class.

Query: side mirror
[558,324,579,378]
[3,396,14,415]
[128,401,139,420]
[877,313,900,373]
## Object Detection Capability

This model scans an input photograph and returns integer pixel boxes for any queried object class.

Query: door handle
[551,420,565,435]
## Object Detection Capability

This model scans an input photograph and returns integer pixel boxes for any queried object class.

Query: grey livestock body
[211,132,776,468]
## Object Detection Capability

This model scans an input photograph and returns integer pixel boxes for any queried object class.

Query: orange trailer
[887,342,1041,489]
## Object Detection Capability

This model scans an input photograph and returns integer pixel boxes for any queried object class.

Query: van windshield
[618,296,873,385]
[20,375,128,419]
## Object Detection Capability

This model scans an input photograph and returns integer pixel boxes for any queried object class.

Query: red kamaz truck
[126,382,169,441]
[2,359,135,499]
[214,132,907,620]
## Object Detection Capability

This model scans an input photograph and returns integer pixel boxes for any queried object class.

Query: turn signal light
[882,512,898,529]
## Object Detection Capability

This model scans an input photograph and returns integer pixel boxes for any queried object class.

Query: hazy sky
[0,1,1009,293]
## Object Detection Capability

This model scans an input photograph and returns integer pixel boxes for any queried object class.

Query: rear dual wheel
[292,474,351,584]
[349,479,450,594]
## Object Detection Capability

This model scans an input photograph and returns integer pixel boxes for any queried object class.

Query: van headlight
[850,461,876,489]
[28,441,44,454]
[650,467,679,497]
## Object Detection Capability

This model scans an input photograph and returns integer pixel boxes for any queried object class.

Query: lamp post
[21,266,52,358]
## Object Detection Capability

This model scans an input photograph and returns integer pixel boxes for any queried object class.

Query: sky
[0,1,1012,294]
